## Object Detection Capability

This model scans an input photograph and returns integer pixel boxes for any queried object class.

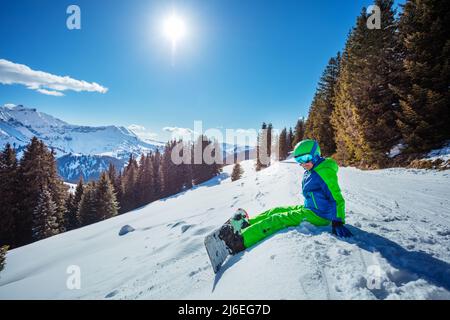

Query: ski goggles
[294,154,313,164]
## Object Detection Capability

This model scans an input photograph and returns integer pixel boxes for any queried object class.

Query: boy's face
[301,162,314,171]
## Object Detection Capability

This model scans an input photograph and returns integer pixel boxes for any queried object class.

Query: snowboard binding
[204,208,250,273]
[219,224,246,255]
[229,208,250,233]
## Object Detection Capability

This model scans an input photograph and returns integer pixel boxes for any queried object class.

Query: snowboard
[204,224,231,274]
[204,209,249,274]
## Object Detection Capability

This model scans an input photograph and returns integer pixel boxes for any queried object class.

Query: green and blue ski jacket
[302,157,346,223]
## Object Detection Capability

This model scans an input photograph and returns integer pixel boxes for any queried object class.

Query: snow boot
[229,208,250,233]
[219,223,246,254]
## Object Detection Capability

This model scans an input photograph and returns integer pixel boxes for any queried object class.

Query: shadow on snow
[212,224,450,294]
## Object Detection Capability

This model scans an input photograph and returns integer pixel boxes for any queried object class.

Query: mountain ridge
[0,104,255,182]
[0,104,164,181]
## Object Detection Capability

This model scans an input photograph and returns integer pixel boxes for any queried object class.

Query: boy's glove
[332,221,353,238]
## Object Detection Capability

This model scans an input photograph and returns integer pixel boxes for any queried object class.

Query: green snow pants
[241,205,330,248]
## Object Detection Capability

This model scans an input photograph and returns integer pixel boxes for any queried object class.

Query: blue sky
[0,0,404,143]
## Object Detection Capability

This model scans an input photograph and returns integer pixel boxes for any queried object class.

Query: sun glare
[163,12,187,56]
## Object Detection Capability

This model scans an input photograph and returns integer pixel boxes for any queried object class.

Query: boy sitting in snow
[219,139,353,254]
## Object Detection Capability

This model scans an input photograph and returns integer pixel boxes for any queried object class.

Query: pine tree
[32,187,59,241]
[136,153,154,206]
[46,148,68,234]
[114,171,125,214]
[191,135,221,185]
[161,140,182,197]
[107,163,117,185]
[121,155,139,212]
[332,0,402,167]
[305,53,341,156]
[267,123,273,163]
[292,118,306,148]
[179,141,193,190]
[256,123,269,171]
[17,138,67,246]
[393,0,450,153]
[181,161,193,190]
[191,135,205,184]
[0,245,8,272]
[331,48,364,165]
[151,149,163,200]
[287,127,294,152]
[65,193,76,230]
[15,137,43,245]
[272,131,279,161]
[95,172,118,220]
[231,163,244,181]
[78,182,98,226]
[278,128,289,161]
[46,150,69,233]
[208,139,222,179]
[0,144,19,247]
[65,177,83,230]
[136,154,148,205]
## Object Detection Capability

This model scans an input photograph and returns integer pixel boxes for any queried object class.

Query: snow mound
[0,160,449,300]
[388,143,405,158]
[426,142,450,162]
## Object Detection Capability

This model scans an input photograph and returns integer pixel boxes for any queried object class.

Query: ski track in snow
[0,161,450,299]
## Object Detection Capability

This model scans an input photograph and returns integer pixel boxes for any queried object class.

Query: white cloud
[0,59,108,96]
[236,128,257,135]
[3,103,17,109]
[36,88,64,96]
[163,126,195,139]
[128,124,146,131]
[229,128,258,147]
[128,124,159,142]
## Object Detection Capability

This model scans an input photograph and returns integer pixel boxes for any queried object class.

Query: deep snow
[1,160,449,300]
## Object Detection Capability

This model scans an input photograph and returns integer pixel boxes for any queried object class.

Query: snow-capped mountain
[1,159,449,299]
[0,104,165,181]
[0,104,255,182]
[0,104,164,157]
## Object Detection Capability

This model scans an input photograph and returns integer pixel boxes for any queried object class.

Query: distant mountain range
[0,104,254,182]
[0,104,164,181]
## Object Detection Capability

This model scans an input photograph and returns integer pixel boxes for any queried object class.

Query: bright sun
[163,13,187,52]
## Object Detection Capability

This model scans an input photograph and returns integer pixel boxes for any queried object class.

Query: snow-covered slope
[1,160,449,300]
